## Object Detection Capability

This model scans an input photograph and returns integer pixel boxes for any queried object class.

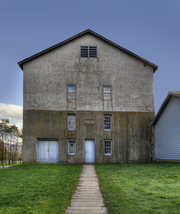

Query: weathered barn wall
[23,34,154,112]
[150,125,155,161]
[22,33,155,163]
[23,110,154,163]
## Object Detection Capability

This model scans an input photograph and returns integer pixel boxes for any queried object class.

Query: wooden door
[85,141,95,163]
[38,140,59,162]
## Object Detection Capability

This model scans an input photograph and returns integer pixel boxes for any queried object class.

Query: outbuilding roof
[152,91,180,125]
[18,29,158,72]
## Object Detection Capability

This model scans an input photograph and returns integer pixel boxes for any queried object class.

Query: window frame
[103,85,112,101]
[68,139,76,155]
[79,46,98,58]
[67,84,76,100]
[104,140,112,156]
[68,114,76,130]
[104,115,112,131]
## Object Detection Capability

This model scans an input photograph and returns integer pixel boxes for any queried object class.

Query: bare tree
[0,118,22,166]
[0,118,10,167]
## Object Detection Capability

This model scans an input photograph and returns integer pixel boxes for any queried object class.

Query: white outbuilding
[152,91,180,161]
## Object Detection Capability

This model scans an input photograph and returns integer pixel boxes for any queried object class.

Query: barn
[152,91,180,161]
[18,29,158,163]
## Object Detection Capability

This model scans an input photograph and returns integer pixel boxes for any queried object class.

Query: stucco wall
[23,34,154,112]
[23,110,154,163]
[22,33,155,163]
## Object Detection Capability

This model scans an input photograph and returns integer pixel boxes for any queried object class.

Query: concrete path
[0,165,11,169]
[66,165,108,214]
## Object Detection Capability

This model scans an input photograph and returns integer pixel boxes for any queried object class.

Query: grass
[95,162,180,214]
[0,160,22,166]
[0,163,82,214]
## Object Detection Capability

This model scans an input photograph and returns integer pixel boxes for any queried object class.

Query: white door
[38,141,49,162]
[38,140,59,162]
[85,141,95,163]
[49,141,59,162]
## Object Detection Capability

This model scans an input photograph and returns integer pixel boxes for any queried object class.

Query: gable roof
[18,29,158,72]
[152,91,180,125]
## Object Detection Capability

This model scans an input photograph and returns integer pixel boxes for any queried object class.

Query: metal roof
[152,91,180,125]
[18,29,158,72]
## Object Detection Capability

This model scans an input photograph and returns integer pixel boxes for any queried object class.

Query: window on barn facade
[104,115,112,131]
[67,85,76,100]
[68,139,76,155]
[103,86,112,100]
[68,115,76,130]
[104,140,112,155]
[80,46,98,57]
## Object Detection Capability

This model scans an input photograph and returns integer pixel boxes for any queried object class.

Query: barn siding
[155,96,180,160]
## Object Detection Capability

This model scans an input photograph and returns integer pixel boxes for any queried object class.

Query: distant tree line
[0,118,22,167]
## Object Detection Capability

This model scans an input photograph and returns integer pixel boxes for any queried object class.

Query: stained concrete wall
[23,34,154,112]
[23,110,154,163]
[22,33,155,163]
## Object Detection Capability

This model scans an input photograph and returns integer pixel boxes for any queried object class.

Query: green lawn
[0,164,82,214]
[95,162,180,214]
[0,160,22,166]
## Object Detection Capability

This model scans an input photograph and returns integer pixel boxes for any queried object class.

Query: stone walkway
[66,165,108,214]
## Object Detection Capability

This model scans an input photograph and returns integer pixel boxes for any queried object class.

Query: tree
[0,118,10,167]
[0,118,22,166]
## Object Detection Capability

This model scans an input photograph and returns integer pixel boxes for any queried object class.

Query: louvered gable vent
[81,46,88,57]
[80,46,97,57]
[89,46,97,57]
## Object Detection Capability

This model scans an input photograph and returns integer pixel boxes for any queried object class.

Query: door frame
[84,140,95,163]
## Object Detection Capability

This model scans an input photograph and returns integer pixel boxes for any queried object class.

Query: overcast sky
[0,0,180,126]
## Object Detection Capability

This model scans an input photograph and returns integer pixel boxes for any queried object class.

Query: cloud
[11,119,23,129]
[0,103,22,121]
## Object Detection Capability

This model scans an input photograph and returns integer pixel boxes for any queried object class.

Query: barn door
[85,141,95,163]
[49,141,59,162]
[38,141,49,162]
[38,140,59,162]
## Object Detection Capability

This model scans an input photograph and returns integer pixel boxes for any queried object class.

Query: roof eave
[17,29,92,70]
[151,94,171,125]
[151,91,180,125]
[17,29,158,72]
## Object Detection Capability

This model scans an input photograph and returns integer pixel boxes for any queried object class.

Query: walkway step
[66,165,108,214]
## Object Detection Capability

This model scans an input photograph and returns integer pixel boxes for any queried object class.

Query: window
[67,85,76,100]
[104,140,112,155]
[68,115,76,130]
[104,115,112,131]
[68,139,76,155]
[80,46,98,57]
[103,86,112,100]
